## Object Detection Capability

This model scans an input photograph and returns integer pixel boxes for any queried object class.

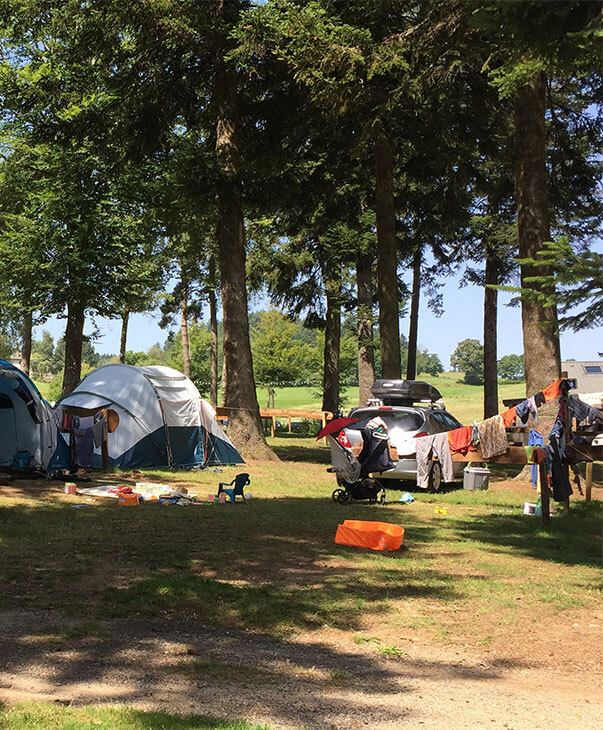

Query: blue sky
[33,265,601,369]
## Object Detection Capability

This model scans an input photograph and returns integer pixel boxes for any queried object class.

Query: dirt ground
[0,608,601,729]
[1,476,601,729]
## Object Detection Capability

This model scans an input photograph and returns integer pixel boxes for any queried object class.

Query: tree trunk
[483,252,499,418]
[20,311,32,376]
[357,251,375,407]
[215,62,276,460]
[406,247,421,380]
[322,259,341,414]
[119,310,129,364]
[208,282,219,408]
[515,72,561,395]
[374,136,401,379]
[180,289,191,379]
[62,301,85,396]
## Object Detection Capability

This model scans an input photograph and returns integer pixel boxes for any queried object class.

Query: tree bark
[406,247,421,380]
[374,136,401,379]
[180,288,191,379]
[62,301,85,396]
[483,252,499,418]
[119,310,129,364]
[515,73,561,395]
[208,279,219,408]
[357,251,375,407]
[322,259,341,414]
[215,62,276,460]
[20,311,32,376]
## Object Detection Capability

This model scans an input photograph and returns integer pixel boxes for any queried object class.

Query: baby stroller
[327,418,394,505]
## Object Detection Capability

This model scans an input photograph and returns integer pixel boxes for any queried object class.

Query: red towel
[447,426,473,455]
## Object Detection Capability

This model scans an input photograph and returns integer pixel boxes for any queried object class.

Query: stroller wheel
[380,492,386,504]
[337,490,353,505]
[332,488,345,502]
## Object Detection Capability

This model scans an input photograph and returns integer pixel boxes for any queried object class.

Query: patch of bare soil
[0,610,601,730]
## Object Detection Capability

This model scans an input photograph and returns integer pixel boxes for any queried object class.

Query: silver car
[340,404,465,491]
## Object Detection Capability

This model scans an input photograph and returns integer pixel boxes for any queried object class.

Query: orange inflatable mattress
[334,520,404,552]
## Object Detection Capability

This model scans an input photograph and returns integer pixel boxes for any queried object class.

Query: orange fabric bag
[334,520,404,552]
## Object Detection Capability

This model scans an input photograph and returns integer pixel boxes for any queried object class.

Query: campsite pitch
[0,439,601,729]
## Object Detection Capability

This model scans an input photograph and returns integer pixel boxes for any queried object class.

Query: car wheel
[428,461,443,493]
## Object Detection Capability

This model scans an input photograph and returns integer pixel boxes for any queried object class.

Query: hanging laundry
[92,418,107,448]
[501,407,517,427]
[528,429,545,488]
[542,379,563,402]
[415,433,454,489]
[516,398,537,425]
[534,391,546,408]
[77,415,95,429]
[447,426,473,455]
[73,428,94,468]
[548,436,573,502]
[476,414,508,459]
[515,400,530,425]
[568,395,603,426]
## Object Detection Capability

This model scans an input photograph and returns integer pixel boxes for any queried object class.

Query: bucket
[463,467,490,491]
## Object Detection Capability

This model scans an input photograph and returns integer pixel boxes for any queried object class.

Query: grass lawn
[1,437,600,656]
[0,703,270,729]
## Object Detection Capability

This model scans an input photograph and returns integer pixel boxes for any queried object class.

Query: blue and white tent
[0,359,61,470]
[56,364,243,469]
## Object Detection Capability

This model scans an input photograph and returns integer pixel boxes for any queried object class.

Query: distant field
[258,373,526,425]
[35,373,525,426]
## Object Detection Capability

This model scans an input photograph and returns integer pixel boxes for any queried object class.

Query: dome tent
[56,364,243,469]
[0,359,63,470]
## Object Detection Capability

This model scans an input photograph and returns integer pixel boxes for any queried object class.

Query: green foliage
[416,349,444,377]
[251,311,313,389]
[165,323,212,396]
[497,354,525,382]
[517,240,603,332]
[450,339,484,385]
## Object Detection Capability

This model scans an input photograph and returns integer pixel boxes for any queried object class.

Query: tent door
[0,396,18,465]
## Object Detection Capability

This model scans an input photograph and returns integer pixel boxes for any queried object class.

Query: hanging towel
[447,426,473,455]
[415,433,454,489]
[476,414,508,460]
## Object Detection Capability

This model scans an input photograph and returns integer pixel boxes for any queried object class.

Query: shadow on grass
[453,500,602,568]
[0,497,455,634]
[268,437,330,464]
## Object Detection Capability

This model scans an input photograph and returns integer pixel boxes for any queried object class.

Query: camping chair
[217,473,250,503]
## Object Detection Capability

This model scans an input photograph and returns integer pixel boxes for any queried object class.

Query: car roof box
[370,379,442,405]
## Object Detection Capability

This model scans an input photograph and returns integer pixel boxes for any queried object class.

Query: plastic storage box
[463,467,490,490]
